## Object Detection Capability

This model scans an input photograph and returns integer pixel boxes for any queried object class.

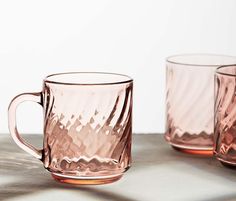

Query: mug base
[220,161,236,169]
[165,135,213,156]
[51,173,123,185]
[215,157,236,169]
[171,145,213,156]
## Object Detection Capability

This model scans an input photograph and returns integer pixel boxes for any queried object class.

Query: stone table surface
[1,134,236,201]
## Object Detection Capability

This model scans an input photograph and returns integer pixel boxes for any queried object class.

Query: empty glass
[215,65,236,167]
[8,72,133,185]
[165,54,236,155]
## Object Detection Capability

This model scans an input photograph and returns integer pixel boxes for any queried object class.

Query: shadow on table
[132,135,236,201]
[132,134,236,182]
[200,194,236,201]
[2,134,236,201]
[1,181,138,201]
[0,135,139,201]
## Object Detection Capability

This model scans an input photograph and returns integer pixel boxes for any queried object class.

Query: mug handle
[8,92,43,160]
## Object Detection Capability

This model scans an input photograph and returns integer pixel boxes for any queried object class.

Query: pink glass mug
[165,54,236,155]
[8,72,133,185]
[214,65,236,167]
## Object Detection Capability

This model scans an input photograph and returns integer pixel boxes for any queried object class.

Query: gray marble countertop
[1,134,236,201]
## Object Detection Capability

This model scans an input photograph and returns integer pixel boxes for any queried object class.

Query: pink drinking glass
[8,72,133,185]
[215,65,236,167]
[165,54,236,155]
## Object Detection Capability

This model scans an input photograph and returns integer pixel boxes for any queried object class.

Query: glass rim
[216,65,236,77]
[44,72,133,86]
[166,53,236,67]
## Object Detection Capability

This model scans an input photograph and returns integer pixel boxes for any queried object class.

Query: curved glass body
[165,54,236,154]
[9,72,133,184]
[215,65,236,167]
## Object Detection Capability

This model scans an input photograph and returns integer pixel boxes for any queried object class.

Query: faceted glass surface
[215,65,236,166]
[165,54,236,154]
[42,73,133,181]
[8,72,133,184]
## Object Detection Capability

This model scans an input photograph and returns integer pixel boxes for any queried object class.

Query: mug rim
[44,72,133,86]
[166,53,236,67]
[216,64,236,77]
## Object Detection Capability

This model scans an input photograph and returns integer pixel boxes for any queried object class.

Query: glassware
[214,65,236,167]
[8,72,133,185]
[165,54,236,155]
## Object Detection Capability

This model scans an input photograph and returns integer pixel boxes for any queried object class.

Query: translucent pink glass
[165,54,236,155]
[8,72,133,185]
[214,65,236,167]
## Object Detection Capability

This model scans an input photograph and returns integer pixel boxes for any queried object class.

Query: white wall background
[1,0,236,134]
